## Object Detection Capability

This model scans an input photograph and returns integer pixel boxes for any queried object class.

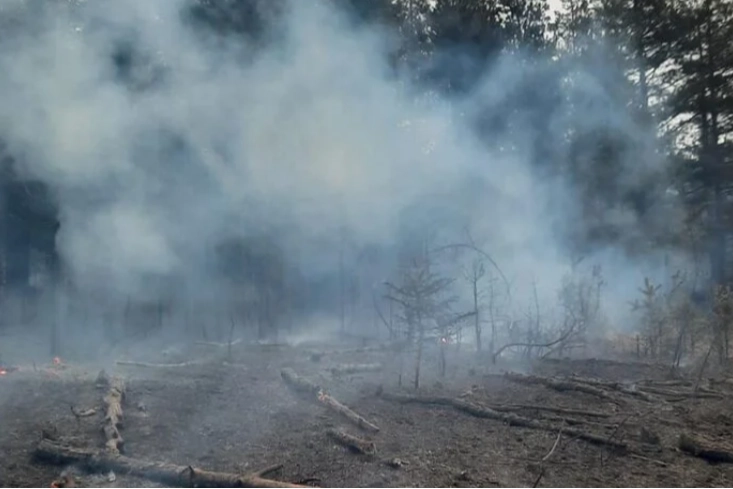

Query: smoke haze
[0,0,687,355]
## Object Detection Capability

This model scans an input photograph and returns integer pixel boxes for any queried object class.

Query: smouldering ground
[2,340,733,487]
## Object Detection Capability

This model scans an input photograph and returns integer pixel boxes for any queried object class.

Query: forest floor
[2,336,733,488]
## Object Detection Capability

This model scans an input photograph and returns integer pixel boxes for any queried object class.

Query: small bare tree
[385,247,457,389]
[630,271,686,361]
[631,278,662,358]
[557,265,605,355]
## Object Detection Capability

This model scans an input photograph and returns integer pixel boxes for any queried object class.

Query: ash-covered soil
[2,341,733,488]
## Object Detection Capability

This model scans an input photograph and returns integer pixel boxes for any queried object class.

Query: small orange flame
[53,357,62,366]
[440,337,448,344]
[0,369,6,376]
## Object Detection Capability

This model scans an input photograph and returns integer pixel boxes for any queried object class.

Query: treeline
[0,0,731,347]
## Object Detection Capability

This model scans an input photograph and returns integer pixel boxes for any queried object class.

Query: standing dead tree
[372,287,395,340]
[712,285,733,365]
[463,258,485,353]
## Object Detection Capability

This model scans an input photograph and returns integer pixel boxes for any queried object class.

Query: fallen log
[641,379,692,387]
[678,433,733,464]
[326,428,376,455]
[639,385,723,399]
[330,364,383,376]
[116,361,203,369]
[524,414,616,428]
[281,369,379,433]
[280,368,322,395]
[504,372,619,402]
[539,357,660,369]
[379,392,625,450]
[317,391,380,433]
[102,377,125,454]
[491,403,613,419]
[35,440,306,488]
[567,376,658,402]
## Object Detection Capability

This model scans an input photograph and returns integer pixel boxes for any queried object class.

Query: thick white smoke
[0,0,685,348]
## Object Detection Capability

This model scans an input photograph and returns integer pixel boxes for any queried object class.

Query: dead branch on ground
[281,369,380,433]
[504,372,619,402]
[326,428,376,455]
[70,406,97,419]
[378,391,625,450]
[678,433,733,464]
[35,440,307,488]
[542,429,563,462]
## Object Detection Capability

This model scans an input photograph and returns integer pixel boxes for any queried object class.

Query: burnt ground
[2,340,733,488]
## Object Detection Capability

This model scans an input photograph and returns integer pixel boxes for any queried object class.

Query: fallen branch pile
[281,369,379,433]
[516,372,726,403]
[504,372,619,403]
[566,376,658,402]
[35,440,306,488]
[378,391,625,450]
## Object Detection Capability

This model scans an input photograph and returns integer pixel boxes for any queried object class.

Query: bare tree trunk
[388,300,394,340]
[398,346,404,387]
[489,282,497,363]
[339,237,346,336]
[473,277,481,353]
[440,341,446,377]
[414,315,423,390]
